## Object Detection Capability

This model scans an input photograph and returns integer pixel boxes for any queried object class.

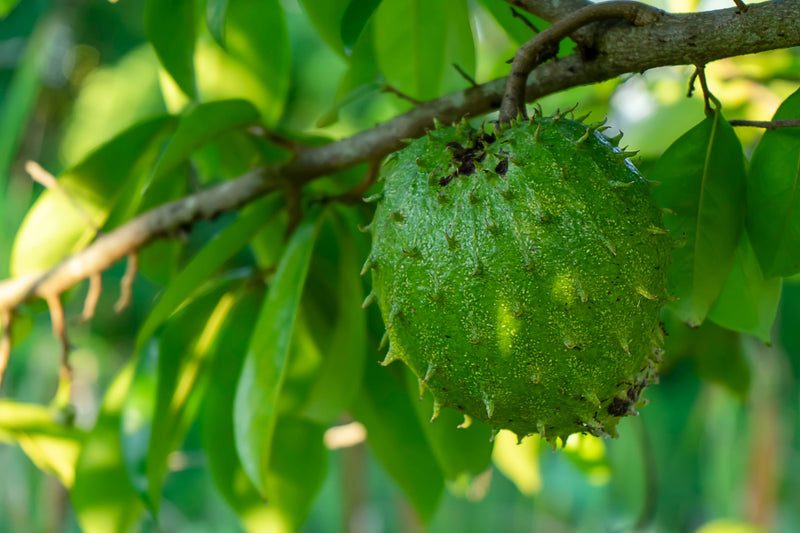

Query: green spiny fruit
[363,111,671,445]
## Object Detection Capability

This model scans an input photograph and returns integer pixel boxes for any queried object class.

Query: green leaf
[145,0,197,98]
[201,290,267,527]
[135,194,282,351]
[476,0,571,54]
[491,429,541,495]
[233,209,323,494]
[122,282,238,512]
[143,99,260,198]
[0,401,85,488]
[708,233,782,343]
[341,0,382,52]
[298,0,350,55]
[206,0,229,46]
[0,0,20,18]
[650,109,746,327]
[148,292,239,509]
[373,0,447,101]
[351,362,444,522]
[259,416,328,532]
[10,116,176,276]
[440,0,476,94]
[404,366,494,480]
[224,0,291,124]
[747,88,800,278]
[663,312,750,399]
[72,364,144,533]
[301,209,367,423]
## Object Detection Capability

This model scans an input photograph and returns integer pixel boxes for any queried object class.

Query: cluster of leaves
[0,0,799,531]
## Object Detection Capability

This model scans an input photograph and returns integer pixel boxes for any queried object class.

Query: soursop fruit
[362,111,671,444]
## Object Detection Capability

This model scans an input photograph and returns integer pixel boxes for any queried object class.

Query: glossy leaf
[747,88,800,278]
[404,367,493,481]
[0,0,20,17]
[351,362,444,522]
[206,0,229,46]
[440,0,476,94]
[144,99,260,196]
[341,0,382,52]
[663,311,750,399]
[492,430,541,495]
[373,0,447,101]
[301,209,367,423]
[650,110,746,327]
[122,281,238,512]
[145,0,197,98]
[298,0,350,55]
[259,416,328,532]
[201,290,267,527]
[709,233,782,343]
[234,209,323,494]
[224,0,291,124]
[72,364,144,533]
[10,116,176,276]
[476,0,571,54]
[135,195,281,351]
[0,401,85,488]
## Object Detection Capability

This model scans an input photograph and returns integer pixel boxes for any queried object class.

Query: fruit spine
[362,110,671,445]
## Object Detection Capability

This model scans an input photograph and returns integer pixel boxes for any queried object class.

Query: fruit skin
[363,112,671,444]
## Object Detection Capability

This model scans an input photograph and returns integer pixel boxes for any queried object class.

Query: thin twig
[505,0,592,23]
[499,1,662,122]
[729,118,800,130]
[0,310,11,389]
[453,63,478,88]
[114,253,137,313]
[382,85,423,106]
[45,294,72,382]
[80,273,102,322]
[733,0,748,13]
[511,7,539,33]
[686,68,699,97]
[326,159,382,205]
[25,161,100,233]
[694,65,721,115]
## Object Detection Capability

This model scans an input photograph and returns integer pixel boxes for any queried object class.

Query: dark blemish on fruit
[458,159,476,176]
[439,173,457,186]
[495,158,509,175]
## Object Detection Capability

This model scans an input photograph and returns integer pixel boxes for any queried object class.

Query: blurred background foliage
[1,0,800,532]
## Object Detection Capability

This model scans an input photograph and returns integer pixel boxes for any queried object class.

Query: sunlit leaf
[0,0,20,18]
[201,290,266,527]
[708,233,782,343]
[224,0,291,124]
[0,401,85,488]
[351,361,444,522]
[122,281,238,512]
[72,364,144,533]
[298,0,350,55]
[341,0,382,53]
[234,209,323,494]
[440,0,476,94]
[373,0,447,101]
[143,99,260,198]
[135,194,282,350]
[259,416,328,532]
[10,116,176,277]
[650,109,746,327]
[145,0,197,98]
[491,430,541,495]
[747,88,800,278]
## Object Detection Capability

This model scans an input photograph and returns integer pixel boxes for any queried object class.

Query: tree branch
[0,0,799,313]
[730,118,800,130]
[505,0,592,23]
[499,1,663,122]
